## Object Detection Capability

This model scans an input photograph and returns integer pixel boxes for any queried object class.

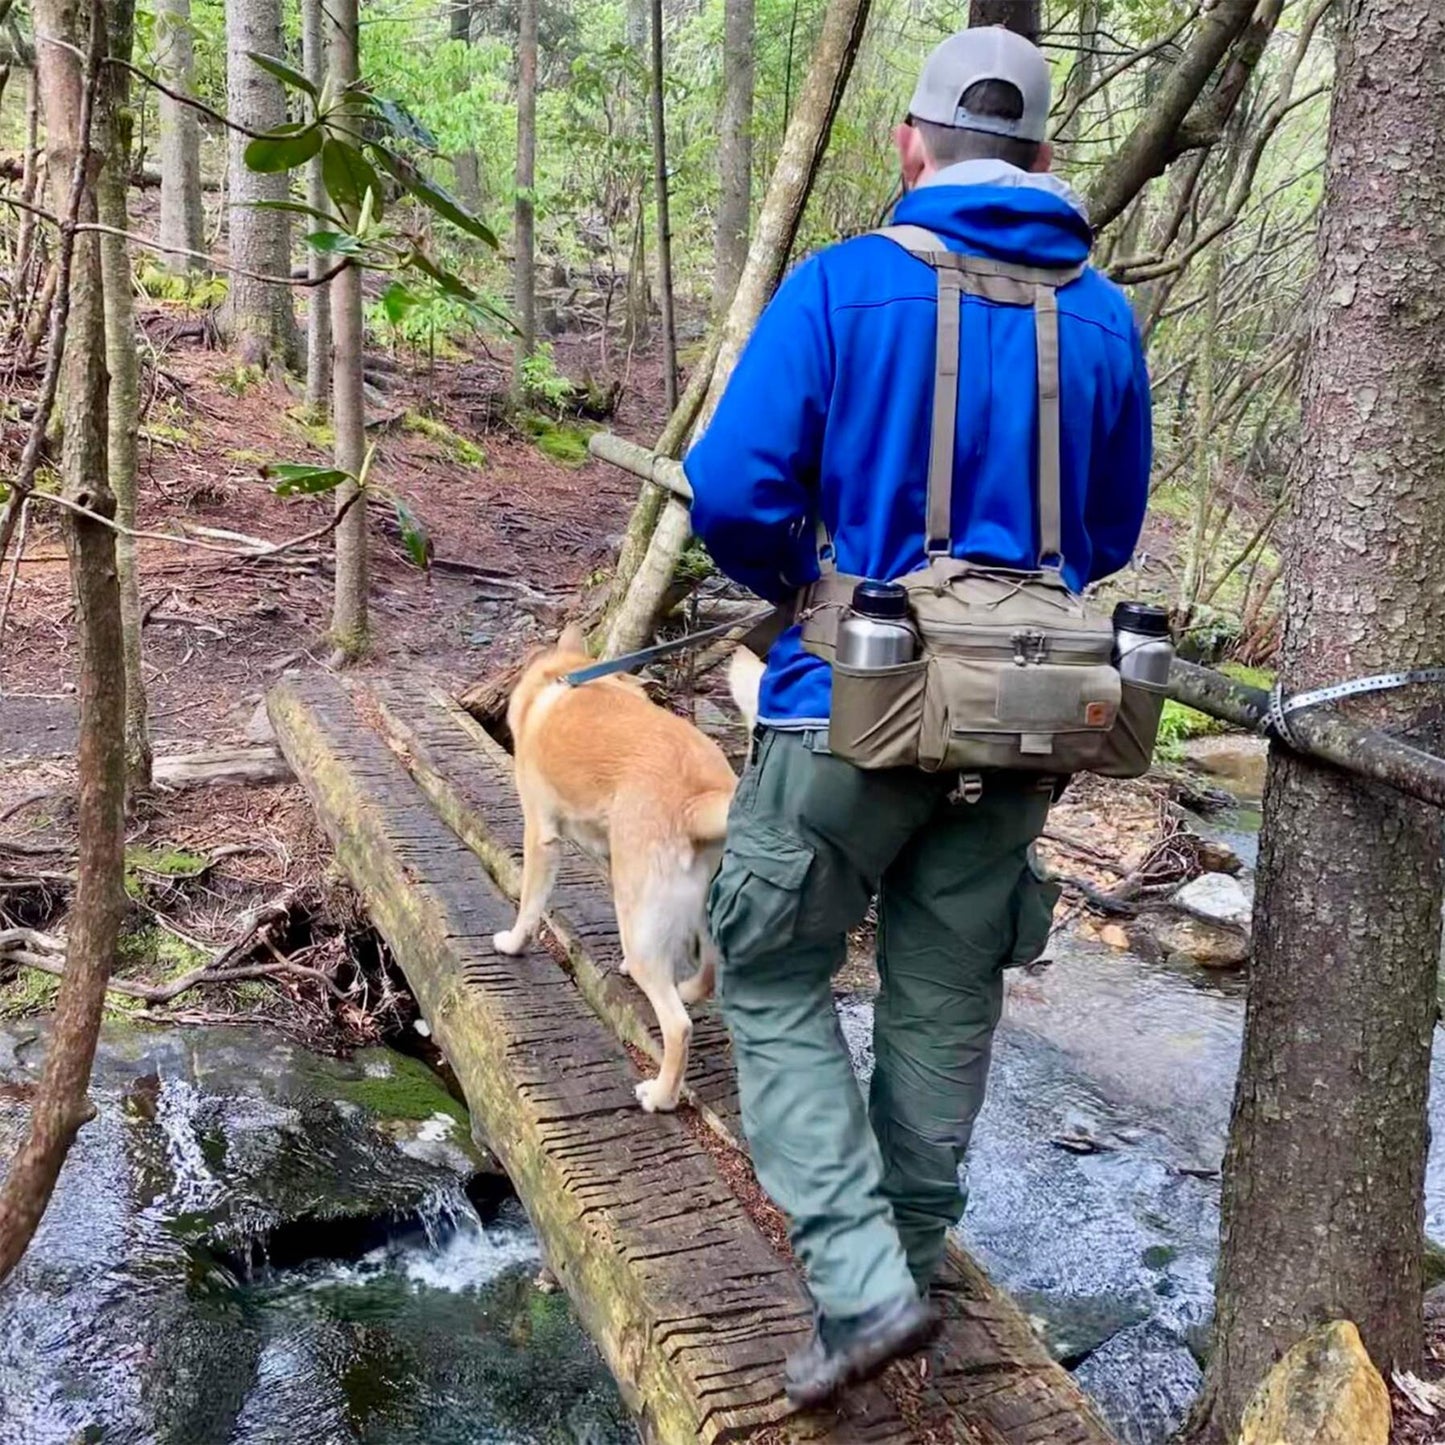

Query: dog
[494,627,763,1112]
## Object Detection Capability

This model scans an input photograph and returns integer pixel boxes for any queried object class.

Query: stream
[3,739,1438,1444]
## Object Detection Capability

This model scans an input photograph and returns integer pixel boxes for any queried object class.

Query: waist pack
[796,225,1162,779]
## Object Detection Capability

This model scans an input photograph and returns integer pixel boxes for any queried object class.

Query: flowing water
[0,1026,630,1445]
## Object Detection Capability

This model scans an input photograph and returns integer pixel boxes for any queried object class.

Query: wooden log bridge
[269,672,1116,1445]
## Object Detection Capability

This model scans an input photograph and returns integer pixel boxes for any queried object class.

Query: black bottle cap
[1112,601,1171,637]
[852,580,910,620]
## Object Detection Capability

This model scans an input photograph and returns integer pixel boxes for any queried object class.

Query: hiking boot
[784,1292,939,1408]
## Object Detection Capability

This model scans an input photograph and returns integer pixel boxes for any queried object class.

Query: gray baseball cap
[907,26,1051,143]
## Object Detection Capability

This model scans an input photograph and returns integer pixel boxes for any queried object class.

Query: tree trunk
[1186,3,1445,1438]
[155,0,203,272]
[449,0,483,211]
[98,0,151,794]
[649,0,678,412]
[219,0,297,367]
[511,0,537,395]
[327,0,366,657]
[601,0,873,660]
[301,0,330,415]
[967,0,1039,41]
[0,0,127,1284]
[714,0,754,315]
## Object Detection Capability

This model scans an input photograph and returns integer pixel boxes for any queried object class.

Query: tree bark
[218,0,297,366]
[327,0,366,657]
[601,0,873,660]
[301,0,330,415]
[967,0,1039,41]
[714,0,754,315]
[649,0,677,412]
[1186,2,1445,1437]
[0,0,127,1285]
[154,0,202,273]
[449,0,483,211]
[511,0,537,395]
[98,0,150,794]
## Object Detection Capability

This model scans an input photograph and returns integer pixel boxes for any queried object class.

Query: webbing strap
[867,223,1082,572]
[1034,284,1063,563]
[928,268,962,555]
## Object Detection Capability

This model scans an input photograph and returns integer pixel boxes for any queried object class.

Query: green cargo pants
[707,729,1059,1319]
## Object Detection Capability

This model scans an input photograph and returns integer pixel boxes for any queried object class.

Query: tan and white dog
[493,626,764,1112]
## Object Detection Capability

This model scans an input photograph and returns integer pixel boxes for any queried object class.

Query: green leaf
[322,137,383,220]
[373,147,497,247]
[405,249,477,301]
[370,97,439,151]
[247,199,337,225]
[244,122,323,174]
[0,480,10,503]
[263,462,353,496]
[395,499,431,570]
[247,51,319,99]
[304,230,363,256]
[380,281,420,325]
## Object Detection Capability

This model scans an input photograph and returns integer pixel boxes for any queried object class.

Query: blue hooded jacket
[685,161,1152,729]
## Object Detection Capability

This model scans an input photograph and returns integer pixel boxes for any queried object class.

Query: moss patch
[0,966,60,1020]
[286,407,336,450]
[222,364,265,397]
[403,410,487,468]
[520,413,590,467]
[335,1049,469,1131]
[124,845,208,899]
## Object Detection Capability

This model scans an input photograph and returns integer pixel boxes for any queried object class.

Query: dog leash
[561,605,783,688]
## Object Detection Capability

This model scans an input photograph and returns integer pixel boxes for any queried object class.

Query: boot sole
[785,1307,940,1409]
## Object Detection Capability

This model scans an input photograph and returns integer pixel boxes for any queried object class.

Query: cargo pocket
[707,822,815,968]
[1005,850,1062,969]
[829,658,927,770]
[1092,682,1166,779]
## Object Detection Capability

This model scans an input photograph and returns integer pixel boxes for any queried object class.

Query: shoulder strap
[869,224,1083,570]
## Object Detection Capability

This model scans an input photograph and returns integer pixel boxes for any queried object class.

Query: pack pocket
[1006,851,1062,969]
[708,822,815,968]
[829,658,927,770]
[1092,681,1166,779]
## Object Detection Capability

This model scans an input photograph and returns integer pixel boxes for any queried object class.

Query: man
[686,27,1151,1406]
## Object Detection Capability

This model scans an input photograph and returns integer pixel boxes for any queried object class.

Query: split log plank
[269,673,989,1445]
[358,674,1117,1445]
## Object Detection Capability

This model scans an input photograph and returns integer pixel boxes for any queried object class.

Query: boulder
[1237,1320,1390,1445]
[1174,871,1254,929]
[1139,910,1249,970]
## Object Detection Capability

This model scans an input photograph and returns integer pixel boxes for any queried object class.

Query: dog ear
[557,622,588,656]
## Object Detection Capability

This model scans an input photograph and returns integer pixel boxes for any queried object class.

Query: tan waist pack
[796,225,1162,779]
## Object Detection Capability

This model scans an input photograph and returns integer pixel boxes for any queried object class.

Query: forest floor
[2,298,1443,1437]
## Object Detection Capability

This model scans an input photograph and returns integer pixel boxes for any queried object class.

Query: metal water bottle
[837,581,917,669]
[1112,602,1174,691]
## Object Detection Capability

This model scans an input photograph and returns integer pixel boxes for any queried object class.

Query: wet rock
[1136,910,1250,969]
[1194,837,1244,876]
[1072,1320,1202,1445]
[1182,733,1268,800]
[1099,923,1132,950]
[1237,1319,1390,1445]
[1173,871,1254,930]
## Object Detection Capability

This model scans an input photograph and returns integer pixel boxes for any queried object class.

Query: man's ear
[894,121,928,191]
[557,623,588,655]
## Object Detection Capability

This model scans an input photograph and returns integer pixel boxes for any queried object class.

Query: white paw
[492,928,528,956]
[634,1078,680,1113]
[617,957,631,977]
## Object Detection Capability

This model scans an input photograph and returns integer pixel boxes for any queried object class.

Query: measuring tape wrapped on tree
[1265,668,1445,749]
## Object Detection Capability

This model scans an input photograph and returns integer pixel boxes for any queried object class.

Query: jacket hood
[892,161,1094,269]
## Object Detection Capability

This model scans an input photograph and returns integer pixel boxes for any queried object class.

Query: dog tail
[727,647,765,734]
[683,788,734,843]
